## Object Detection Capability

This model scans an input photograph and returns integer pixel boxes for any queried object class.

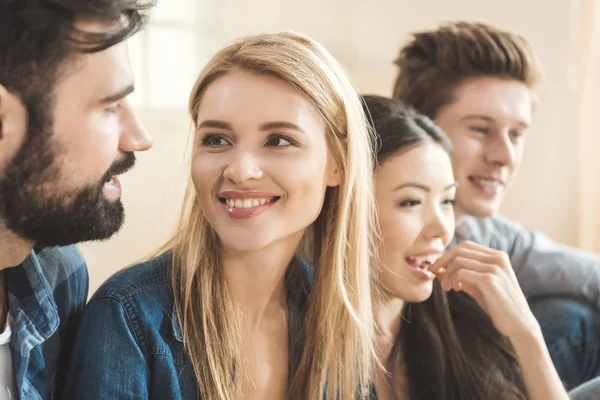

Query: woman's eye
[510,130,525,141]
[443,198,456,206]
[265,135,295,147]
[200,133,230,147]
[399,199,421,207]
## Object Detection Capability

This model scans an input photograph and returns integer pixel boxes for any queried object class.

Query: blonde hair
[170,31,377,399]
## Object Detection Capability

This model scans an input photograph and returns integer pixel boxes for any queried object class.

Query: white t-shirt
[0,316,16,399]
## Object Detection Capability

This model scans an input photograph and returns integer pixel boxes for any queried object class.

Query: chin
[217,233,276,253]
[461,199,501,219]
[410,291,434,304]
[401,283,434,303]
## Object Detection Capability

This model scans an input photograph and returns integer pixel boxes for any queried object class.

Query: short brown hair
[1,0,155,115]
[392,21,542,119]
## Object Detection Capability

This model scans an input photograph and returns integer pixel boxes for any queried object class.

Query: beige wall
[81,0,583,294]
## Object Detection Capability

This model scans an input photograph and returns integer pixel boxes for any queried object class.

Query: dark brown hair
[393,21,542,119]
[0,0,155,117]
[362,94,452,165]
[363,95,528,400]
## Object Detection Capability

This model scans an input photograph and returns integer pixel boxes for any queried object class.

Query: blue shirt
[7,245,88,400]
[63,252,312,399]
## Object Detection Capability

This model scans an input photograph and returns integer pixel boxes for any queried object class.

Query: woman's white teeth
[226,198,271,208]
[408,255,441,269]
[472,177,501,188]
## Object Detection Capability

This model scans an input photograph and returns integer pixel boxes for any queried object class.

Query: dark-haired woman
[366,95,569,400]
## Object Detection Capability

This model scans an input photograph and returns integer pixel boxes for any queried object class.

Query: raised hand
[430,240,540,341]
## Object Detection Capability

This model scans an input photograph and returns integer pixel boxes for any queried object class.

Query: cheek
[513,143,525,168]
[378,210,420,264]
[54,111,121,179]
[451,136,481,170]
[378,213,423,295]
[276,152,329,205]
[441,212,456,245]
[191,155,221,199]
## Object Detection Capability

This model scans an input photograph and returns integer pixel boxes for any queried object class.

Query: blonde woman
[64,32,377,400]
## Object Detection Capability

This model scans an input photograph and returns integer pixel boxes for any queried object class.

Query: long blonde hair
[171,31,377,399]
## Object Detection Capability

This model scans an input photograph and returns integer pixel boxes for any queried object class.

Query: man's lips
[103,153,136,183]
[468,175,505,196]
[468,175,505,185]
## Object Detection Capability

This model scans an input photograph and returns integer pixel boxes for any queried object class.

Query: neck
[222,231,303,330]
[0,272,7,329]
[374,292,405,364]
[0,222,33,270]
[453,206,467,227]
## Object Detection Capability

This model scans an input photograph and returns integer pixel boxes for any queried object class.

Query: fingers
[443,268,498,309]
[433,249,501,278]
[438,257,497,291]
[431,241,511,277]
[456,281,487,312]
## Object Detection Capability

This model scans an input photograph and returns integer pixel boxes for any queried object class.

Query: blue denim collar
[171,303,183,342]
[169,257,313,344]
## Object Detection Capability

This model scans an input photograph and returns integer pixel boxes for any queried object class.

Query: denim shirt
[63,252,313,399]
[6,245,88,400]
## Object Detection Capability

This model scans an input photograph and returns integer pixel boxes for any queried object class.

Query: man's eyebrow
[99,84,135,104]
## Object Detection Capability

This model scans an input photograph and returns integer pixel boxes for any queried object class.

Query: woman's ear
[326,164,341,187]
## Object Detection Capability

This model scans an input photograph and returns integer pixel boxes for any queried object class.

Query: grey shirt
[450,214,600,308]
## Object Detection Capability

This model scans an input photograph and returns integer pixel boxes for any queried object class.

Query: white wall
[78,110,191,292]
[81,0,584,293]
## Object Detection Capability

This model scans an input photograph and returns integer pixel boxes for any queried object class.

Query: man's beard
[0,102,135,247]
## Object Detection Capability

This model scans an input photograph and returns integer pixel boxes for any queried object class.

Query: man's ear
[0,84,5,140]
[0,84,28,168]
